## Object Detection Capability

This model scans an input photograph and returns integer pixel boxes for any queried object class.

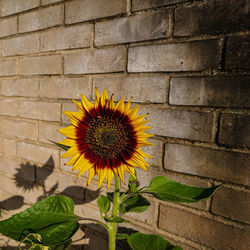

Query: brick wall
[0,0,249,249]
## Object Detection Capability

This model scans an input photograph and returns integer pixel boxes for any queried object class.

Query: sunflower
[58,89,153,189]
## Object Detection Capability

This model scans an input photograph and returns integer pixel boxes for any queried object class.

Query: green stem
[109,174,120,250]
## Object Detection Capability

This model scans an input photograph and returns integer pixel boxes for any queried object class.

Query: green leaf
[50,239,73,250]
[49,140,70,151]
[116,233,129,240]
[119,195,150,214]
[105,216,129,223]
[127,233,182,250]
[0,196,79,246]
[128,170,139,193]
[147,176,220,203]
[97,195,110,216]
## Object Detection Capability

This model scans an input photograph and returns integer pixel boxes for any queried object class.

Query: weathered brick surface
[65,0,127,24]
[18,101,61,121]
[169,76,250,107]
[93,75,167,103]
[39,78,91,99]
[0,99,18,116]
[19,5,62,33]
[211,186,250,224]
[0,118,37,140]
[38,122,64,144]
[174,0,250,36]
[0,59,17,76]
[0,17,17,38]
[139,107,213,142]
[19,55,62,75]
[95,10,169,46]
[164,144,250,186]
[159,205,250,250]
[225,34,250,72]
[128,40,220,72]
[0,0,39,17]
[0,137,16,156]
[64,47,125,74]
[40,25,92,52]
[17,142,59,167]
[41,0,63,5]
[1,78,38,97]
[0,156,22,177]
[2,34,39,56]
[219,114,250,148]
[62,102,77,124]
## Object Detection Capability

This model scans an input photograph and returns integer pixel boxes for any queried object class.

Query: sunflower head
[58,89,153,189]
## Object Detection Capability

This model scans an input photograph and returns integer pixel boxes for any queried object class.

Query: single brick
[219,114,250,148]
[41,0,63,5]
[1,78,38,97]
[128,40,220,72]
[95,10,169,46]
[19,5,62,33]
[138,107,213,142]
[17,142,59,167]
[38,122,64,144]
[0,99,18,116]
[39,77,91,99]
[2,34,39,56]
[62,102,77,124]
[174,0,250,36]
[132,0,189,11]
[169,76,250,108]
[93,75,167,103]
[0,156,21,177]
[225,34,250,72]
[211,186,250,224]
[0,137,16,156]
[159,205,250,249]
[19,55,62,75]
[65,0,126,24]
[64,47,125,74]
[0,118,37,140]
[40,24,92,52]
[164,144,250,186]
[0,59,17,76]
[0,0,39,16]
[0,17,17,38]
[18,101,61,121]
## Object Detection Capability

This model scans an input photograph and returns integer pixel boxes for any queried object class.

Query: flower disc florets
[58,89,153,188]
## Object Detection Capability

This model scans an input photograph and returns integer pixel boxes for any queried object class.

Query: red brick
[19,55,62,75]
[164,143,250,186]
[1,78,38,97]
[138,106,213,142]
[219,114,250,148]
[225,34,250,72]
[95,10,169,46]
[64,47,125,74]
[0,118,37,140]
[174,0,250,36]
[128,40,220,72]
[39,77,91,99]
[159,205,250,249]
[0,59,17,76]
[40,24,92,52]
[132,0,188,11]
[2,34,39,56]
[0,17,17,38]
[18,101,61,121]
[19,5,62,33]
[211,186,250,224]
[65,0,126,24]
[169,76,250,108]
[0,0,39,17]
[93,75,167,103]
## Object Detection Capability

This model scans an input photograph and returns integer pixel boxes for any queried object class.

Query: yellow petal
[115,96,125,113]
[61,146,79,158]
[88,167,96,185]
[81,94,94,112]
[66,153,81,165]
[106,168,114,189]
[73,100,84,113]
[100,89,108,107]
[136,148,152,159]
[64,111,84,127]
[128,105,140,119]
[94,88,100,108]
[117,166,125,184]
[97,167,107,188]
[107,94,115,109]
[73,154,91,170]
[124,165,136,179]
[59,139,77,147]
[124,97,133,113]
[78,163,93,177]
[58,126,77,139]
